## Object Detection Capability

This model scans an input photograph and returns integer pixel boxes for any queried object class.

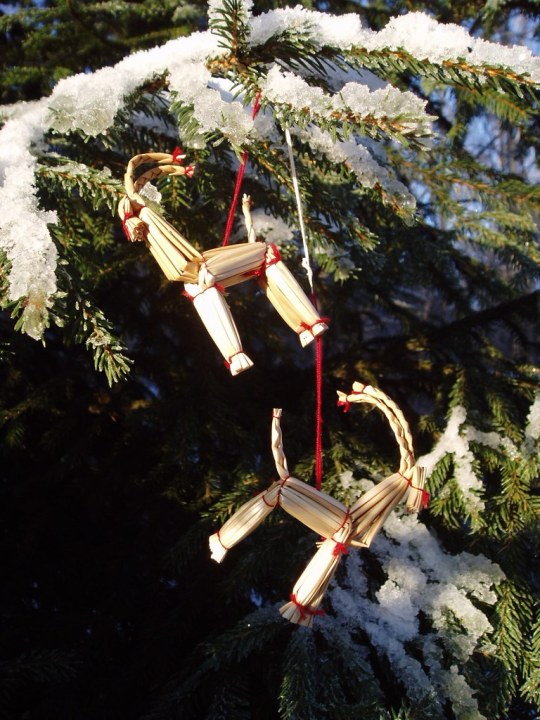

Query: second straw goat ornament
[209,382,428,627]
[118,151,328,375]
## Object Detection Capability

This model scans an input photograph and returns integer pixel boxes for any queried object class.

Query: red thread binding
[224,350,245,370]
[263,243,282,269]
[336,510,351,533]
[244,265,264,279]
[300,317,330,332]
[185,164,195,178]
[274,475,289,508]
[222,92,262,247]
[216,531,230,551]
[332,541,349,557]
[262,492,276,508]
[182,284,225,302]
[337,398,350,413]
[289,594,325,620]
[171,146,185,164]
[398,474,430,506]
[337,384,367,413]
[411,487,430,508]
[122,210,134,239]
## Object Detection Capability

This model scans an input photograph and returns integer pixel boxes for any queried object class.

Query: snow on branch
[322,392,539,715]
[262,64,434,143]
[248,6,364,50]
[292,125,416,212]
[1,1,539,338]
[0,100,58,339]
[361,12,540,82]
[326,493,504,720]
[249,7,540,85]
[419,406,486,515]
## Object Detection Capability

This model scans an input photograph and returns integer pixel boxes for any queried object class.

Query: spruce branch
[72,296,133,386]
[36,159,123,214]
[346,47,540,109]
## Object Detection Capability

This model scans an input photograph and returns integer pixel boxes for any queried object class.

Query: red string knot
[337,399,350,413]
[300,317,330,332]
[171,146,185,164]
[332,541,349,557]
[244,265,264,280]
[414,488,430,509]
[185,164,195,178]
[264,244,282,269]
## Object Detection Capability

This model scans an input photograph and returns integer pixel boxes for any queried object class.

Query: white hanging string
[284,124,314,295]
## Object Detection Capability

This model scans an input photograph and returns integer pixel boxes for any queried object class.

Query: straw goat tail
[271,409,290,481]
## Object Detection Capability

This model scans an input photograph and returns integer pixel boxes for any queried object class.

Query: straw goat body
[210,383,427,626]
[119,151,328,375]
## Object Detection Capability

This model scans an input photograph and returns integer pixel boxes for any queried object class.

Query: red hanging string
[311,294,324,492]
[315,335,323,491]
[222,92,262,246]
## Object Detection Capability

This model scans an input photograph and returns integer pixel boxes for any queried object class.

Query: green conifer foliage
[0,2,538,719]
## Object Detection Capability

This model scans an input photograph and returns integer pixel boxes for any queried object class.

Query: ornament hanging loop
[283,124,314,295]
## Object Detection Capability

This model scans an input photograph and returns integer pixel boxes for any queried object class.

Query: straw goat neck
[209,382,427,626]
[118,151,328,376]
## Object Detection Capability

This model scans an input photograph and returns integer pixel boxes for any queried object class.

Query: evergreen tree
[0,1,539,719]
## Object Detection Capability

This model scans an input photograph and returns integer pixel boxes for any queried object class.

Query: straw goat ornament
[210,382,428,627]
[119,151,328,375]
